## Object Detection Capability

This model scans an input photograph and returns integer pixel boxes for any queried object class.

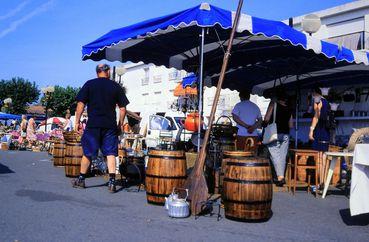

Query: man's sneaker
[108,180,116,193]
[72,178,85,189]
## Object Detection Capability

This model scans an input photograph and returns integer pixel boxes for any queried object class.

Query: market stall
[82,2,369,218]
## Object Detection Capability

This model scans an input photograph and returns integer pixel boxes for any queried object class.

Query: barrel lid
[223,151,253,157]
[149,149,184,157]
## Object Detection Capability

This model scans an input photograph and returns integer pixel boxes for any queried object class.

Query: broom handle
[196,0,244,174]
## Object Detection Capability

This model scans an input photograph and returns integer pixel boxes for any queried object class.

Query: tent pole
[295,76,300,148]
[197,27,205,152]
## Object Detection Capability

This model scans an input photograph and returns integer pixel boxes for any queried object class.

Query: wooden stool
[321,151,353,199]
[288,149,320,196]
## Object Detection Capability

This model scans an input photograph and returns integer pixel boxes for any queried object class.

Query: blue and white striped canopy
[82,3,369,92]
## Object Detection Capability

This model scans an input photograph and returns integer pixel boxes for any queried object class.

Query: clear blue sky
[0,0,355,89]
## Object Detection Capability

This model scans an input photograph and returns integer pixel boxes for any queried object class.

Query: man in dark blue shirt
[72,64,129,192]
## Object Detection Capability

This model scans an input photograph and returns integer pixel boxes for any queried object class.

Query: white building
[284,0,369,50]
[116,62,185,114]
[115,62,269,119]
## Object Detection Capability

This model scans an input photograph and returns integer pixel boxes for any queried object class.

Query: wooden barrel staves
[145,150,187,205]
[64,141,83,177]
[53,140,66,166]
[222,151,273,221]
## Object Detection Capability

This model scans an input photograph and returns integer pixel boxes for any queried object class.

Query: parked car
[143,114,193,148]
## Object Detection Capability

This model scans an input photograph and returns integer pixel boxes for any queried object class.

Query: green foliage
[0,77,40,114]
[41,86,80,117]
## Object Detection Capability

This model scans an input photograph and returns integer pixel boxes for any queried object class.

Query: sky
[0,0,356,89]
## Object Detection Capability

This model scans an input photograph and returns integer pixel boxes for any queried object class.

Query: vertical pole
[295,77,300,148]
[197,27,205,152]
[45,94,48,133]
[288,17,293,27]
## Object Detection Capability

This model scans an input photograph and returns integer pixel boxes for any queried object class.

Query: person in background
[26,116,37,147]
[79,111,88,132]
[263,89,293,186]
[72,64,129,193]
[232,89,262,152]
[309,87,330,152]
[61,113,73,131]
[19,115,28,143]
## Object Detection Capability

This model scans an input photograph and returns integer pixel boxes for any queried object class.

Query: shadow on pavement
[15,189,122,208]
[340,209,369,226]
[0,162,15,174]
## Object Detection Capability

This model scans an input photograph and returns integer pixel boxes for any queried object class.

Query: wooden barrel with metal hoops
[52,140,66,166]
[64,141,83,177]
[145,150,187,205]
[222,151,273,221]
[218,151,253,194]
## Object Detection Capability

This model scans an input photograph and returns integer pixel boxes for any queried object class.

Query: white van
[141,112,193,148]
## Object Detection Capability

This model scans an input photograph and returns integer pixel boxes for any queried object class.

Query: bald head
[96,64,111,78]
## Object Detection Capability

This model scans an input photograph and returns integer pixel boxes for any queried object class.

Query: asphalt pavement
[0,150,368,242]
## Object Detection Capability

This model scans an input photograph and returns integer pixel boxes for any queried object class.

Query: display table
[350,144,369,216]
[321,151,353,199]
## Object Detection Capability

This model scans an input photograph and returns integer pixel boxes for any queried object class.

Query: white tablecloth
[350,144,369,216]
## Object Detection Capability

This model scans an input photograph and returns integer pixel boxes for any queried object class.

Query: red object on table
[184,112,201,132]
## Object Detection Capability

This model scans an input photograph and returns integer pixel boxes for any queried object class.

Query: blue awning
[182,74,198,88]
[0,112,21,120]
[82,3,369,94]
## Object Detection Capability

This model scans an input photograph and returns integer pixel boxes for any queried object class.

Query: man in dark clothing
[72,64,129,192]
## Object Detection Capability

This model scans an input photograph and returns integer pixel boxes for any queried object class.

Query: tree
[41,86,80,117]
[0,77,40,114]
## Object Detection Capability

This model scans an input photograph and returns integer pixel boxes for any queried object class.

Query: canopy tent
[0,112,21,120]
[82,3,369,147]
[82,3,369,78]
[251,65,369,96]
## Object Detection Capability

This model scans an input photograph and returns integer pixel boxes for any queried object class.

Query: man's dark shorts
[81,128,118,157]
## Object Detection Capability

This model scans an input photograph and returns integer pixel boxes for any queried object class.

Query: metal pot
[164,192,178,210]
[167,188,190,218]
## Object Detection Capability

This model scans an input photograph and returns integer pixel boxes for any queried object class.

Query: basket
[63,131,82,143]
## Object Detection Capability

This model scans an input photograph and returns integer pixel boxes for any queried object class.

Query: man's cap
[96,64,111,73]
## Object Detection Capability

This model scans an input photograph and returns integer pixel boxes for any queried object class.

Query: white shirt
[63,119,73,131]
[232,100,262,137]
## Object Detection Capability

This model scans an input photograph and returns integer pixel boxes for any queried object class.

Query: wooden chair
[288,149,320,197]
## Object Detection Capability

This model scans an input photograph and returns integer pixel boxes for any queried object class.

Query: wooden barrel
[53,140,66,166]
[218,151,253,194]
[222,151,273,221]
[64,141,82,177]
[1,142,9,151]
[145,150,187,205]
[48,141,54,155]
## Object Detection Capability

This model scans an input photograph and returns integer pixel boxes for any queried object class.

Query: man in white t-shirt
[232,89,262,151]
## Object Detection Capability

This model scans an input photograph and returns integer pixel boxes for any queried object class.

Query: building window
[153,75,162,83]
[142,68,149,85]
[141,77,149,86]
[169,70,180,81]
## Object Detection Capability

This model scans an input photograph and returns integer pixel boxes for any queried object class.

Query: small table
[321,151,353,199]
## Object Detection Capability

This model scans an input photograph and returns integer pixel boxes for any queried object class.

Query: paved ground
[0,151,368,242]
